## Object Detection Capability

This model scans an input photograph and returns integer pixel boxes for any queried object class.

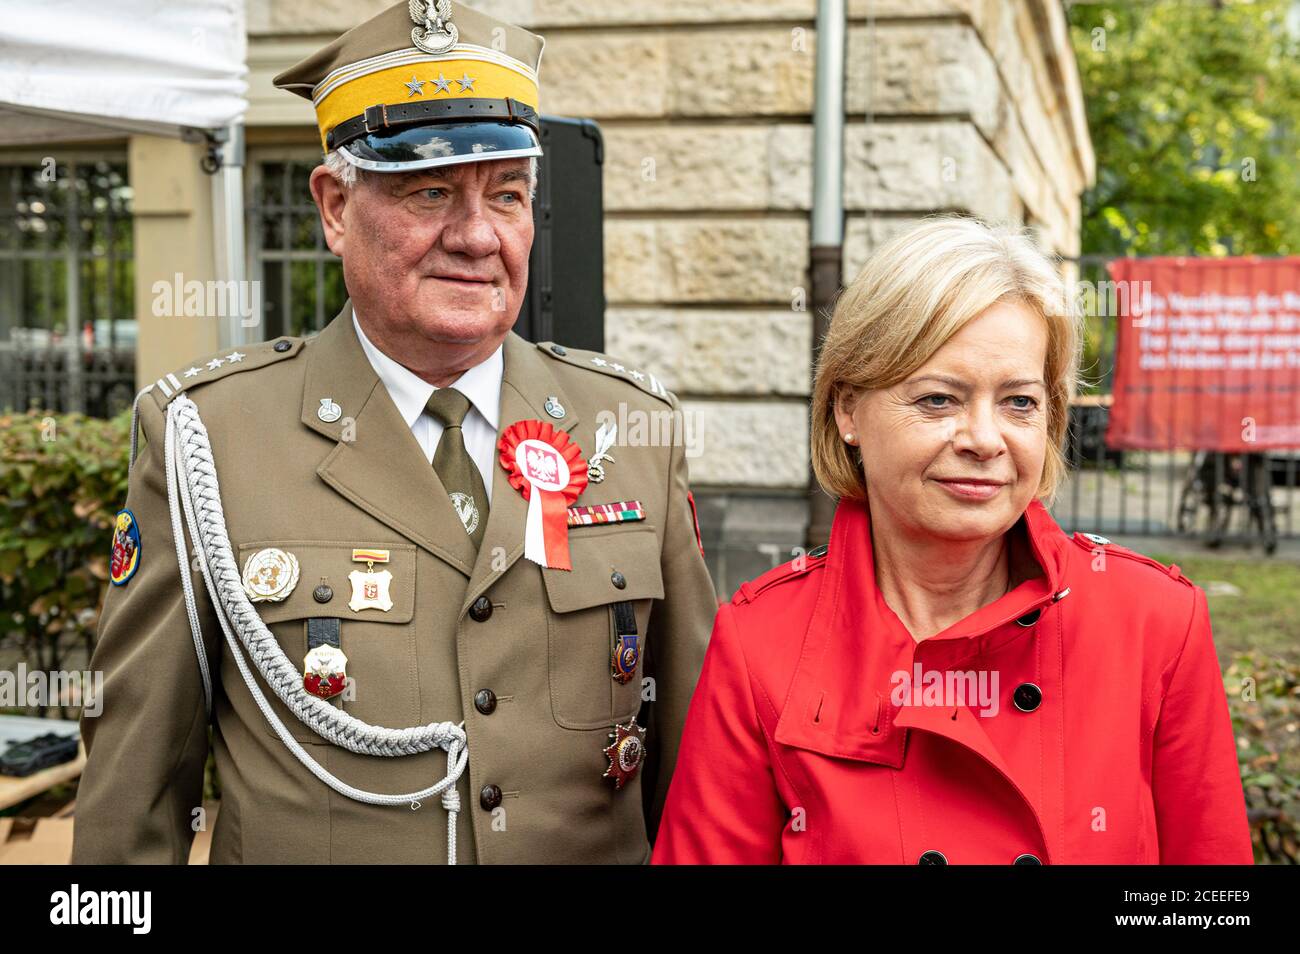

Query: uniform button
[469,596,493,622]
[273,339,291,352]
[1016,608,1041,627]
[312,584,333,603]
[918,850,948,865]
[550,344,567,356]
[1013,682,1043,712]
[474,689,497,715]
[479,784,502,811]
[611,571,626,589]
[1013,853,1042,865]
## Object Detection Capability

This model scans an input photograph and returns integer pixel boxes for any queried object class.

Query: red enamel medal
[602,718,647,789]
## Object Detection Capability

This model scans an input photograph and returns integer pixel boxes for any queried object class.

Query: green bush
[0,409,132,717]
[1225,651,1300,864]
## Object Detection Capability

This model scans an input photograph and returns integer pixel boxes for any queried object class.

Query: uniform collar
[352,307,502,431]
[772,493,1073,765]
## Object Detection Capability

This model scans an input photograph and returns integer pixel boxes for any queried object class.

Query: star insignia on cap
[456,73,476,92]
[206,357,224,370]
[591,357,607,367]
[226,350,245,363]
[183,366,201,378]
[431,73,451,94]
[405,75,426,97]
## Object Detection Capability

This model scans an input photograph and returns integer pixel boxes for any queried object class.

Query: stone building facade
[1,0,1093,596]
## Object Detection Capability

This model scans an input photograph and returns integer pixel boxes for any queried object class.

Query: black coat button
[312,584,333,603]
[1013,683,1043,712]
[1016,608,1042,627]
[611,571,626,589]
[550,344,567,356]
[1013,853,1042,865]
[469,596,493,622]
[918,850,948,865]
[479,784,503,811]
[273,339,291,352]
[474,689,497,715]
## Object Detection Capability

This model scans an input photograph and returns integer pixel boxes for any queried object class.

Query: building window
[247,156,346,340]
[0,158,134,416]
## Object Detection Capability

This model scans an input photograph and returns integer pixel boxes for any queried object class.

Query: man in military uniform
[72,0,717,864]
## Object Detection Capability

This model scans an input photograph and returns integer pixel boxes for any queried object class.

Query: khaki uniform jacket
[72,303,716,864]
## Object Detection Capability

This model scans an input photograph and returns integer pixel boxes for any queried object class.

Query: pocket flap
[233,540,416,624]
[542,527,664,613]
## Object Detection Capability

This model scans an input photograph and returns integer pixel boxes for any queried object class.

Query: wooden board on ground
[0,740,85,811]
[1,800,220,864]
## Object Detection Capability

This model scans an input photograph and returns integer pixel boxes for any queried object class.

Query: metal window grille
[0,158,135,417]
[246,155,347,340]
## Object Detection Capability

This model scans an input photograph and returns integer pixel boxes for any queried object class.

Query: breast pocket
[233,540,419,745]
[541,526,664,730]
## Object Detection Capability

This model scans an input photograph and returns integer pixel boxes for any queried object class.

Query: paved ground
[1052,451,1300,562]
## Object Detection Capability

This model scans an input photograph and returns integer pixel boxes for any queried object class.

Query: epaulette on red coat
[1070,531,1193,587]
[733,543,829,605]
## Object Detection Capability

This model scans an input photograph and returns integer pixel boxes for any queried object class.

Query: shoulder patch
[733,544,829,605]
[1070,531,1192,586]
[537,341,674,405]
[146,337,305,409]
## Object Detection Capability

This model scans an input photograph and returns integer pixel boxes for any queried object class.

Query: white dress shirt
[352,309,503,503]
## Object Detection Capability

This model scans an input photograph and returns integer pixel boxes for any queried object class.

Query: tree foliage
[1069,0,1300,255]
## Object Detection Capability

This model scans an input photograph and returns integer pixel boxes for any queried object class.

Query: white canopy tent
[0,0,251,347]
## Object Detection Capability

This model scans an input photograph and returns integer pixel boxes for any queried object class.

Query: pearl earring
[844,433,856,444]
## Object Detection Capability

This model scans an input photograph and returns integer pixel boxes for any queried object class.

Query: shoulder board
[733,544,829,605]
[537,341,674,405]
[1070,531,1192,586]
[146,336,305,409]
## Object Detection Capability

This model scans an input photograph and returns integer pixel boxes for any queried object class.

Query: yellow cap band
[316,59,540,151]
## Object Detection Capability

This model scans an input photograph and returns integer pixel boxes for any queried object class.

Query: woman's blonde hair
[811,215,1082,505]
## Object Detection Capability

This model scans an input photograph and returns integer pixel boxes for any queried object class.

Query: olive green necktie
[425,387,489,550]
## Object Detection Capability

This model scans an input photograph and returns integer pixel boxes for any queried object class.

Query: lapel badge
[602,718,647,789]
[567,500,645,528]
[585,422,616,483]
[241,547,300,602]
[109,509,141,586]
[317,397,342,423]
[303,643,349,700]
[449,492,480,537]
[544,395,566,419]
[349,548,393,611]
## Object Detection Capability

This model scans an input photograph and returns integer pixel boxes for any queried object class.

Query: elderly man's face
[836,300,1049,544]
[312,157,533,352]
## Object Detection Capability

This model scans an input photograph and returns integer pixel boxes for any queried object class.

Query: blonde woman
[652,216,1251,865]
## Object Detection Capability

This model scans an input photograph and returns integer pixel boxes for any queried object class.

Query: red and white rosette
[499,419,588,570]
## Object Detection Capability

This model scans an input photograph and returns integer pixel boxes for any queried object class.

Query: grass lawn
[1149,553,1300,665]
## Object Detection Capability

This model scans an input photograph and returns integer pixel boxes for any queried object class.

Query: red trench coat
[652,496,1253,864]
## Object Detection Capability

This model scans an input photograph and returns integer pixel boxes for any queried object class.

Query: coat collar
[300,301,579,589]
[773,494,1072,760]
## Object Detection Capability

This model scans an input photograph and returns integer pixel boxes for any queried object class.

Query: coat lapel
[461,333,580,614]
[303,302,478,576]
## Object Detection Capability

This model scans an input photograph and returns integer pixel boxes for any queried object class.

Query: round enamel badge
[241,547,300,602]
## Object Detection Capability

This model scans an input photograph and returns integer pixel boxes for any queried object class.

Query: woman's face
[835,299,1050,544]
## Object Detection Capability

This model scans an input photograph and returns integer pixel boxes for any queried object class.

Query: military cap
[273,0,544,172]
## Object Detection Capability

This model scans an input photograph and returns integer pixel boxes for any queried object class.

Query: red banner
[1106,257,1300,451]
